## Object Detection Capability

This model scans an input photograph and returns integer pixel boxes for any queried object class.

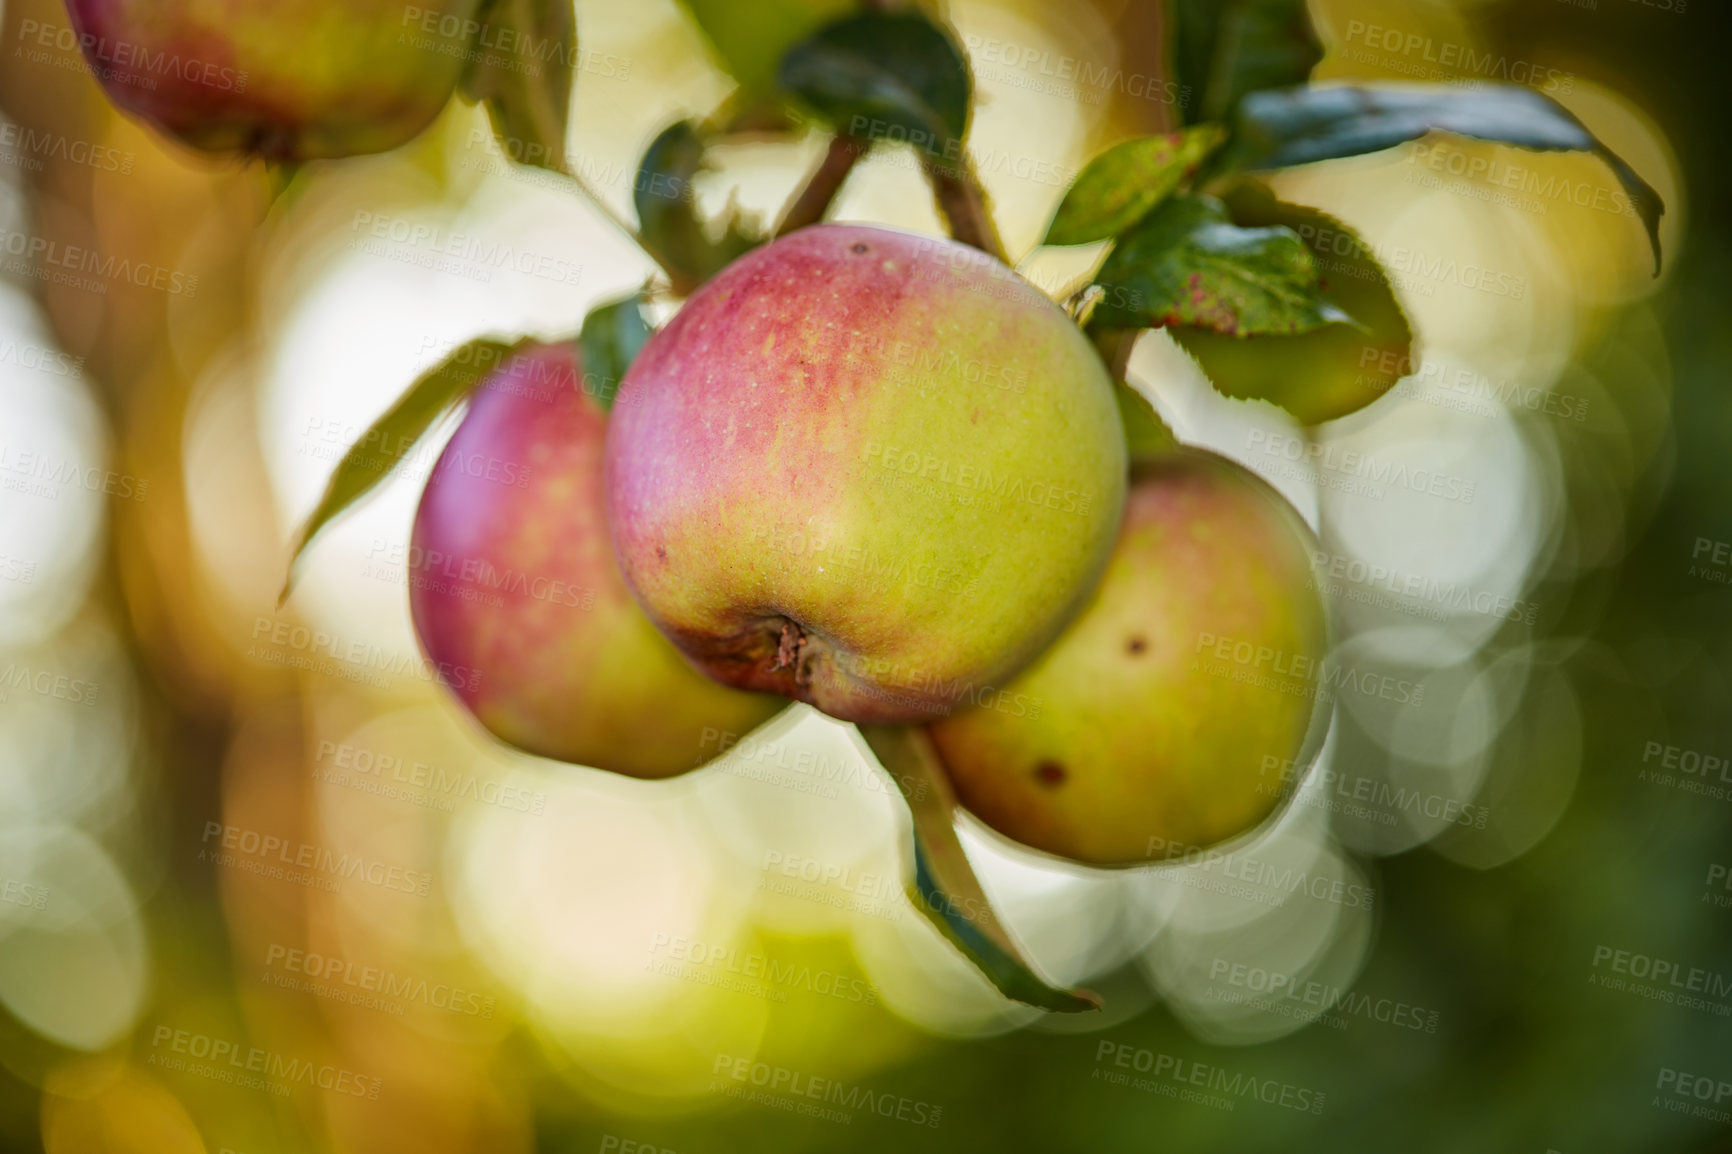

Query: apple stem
[775,134,865,237]
[922,153,1008,265]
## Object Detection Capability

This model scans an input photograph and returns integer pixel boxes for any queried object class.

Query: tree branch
[922,152,1008,265]
[776,134,864,237]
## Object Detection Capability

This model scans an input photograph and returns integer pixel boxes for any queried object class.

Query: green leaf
[1223,82,1664,272]
[857,725,1101,1014]
[1043,125,1226,247]
[578,294,653,411]
[279,336,534,604]
[634,120,763,295]
[779,12,970,159]
[459,0,576,173]
[1171,180,1415,424]
[1175,0,1322,125]
[1089,193,1354,336]
[1115,380,1180,463]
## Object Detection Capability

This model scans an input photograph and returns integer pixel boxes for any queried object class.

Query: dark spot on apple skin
[656,546,668,562]
[851,243,869,254]
[1126,635,1147,656]
[1034,760,1067,787]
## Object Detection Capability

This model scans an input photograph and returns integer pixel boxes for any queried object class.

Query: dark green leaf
[578,294,653,411]
[857,725,1100,1014]
[635,120,763,295]
[1043,125,1225,247]
[1224,82,1663,272]
[280,336,534,604]
[1175,0,1322,125]
[1171,180,1414,424]
[1089,193,1353,336]
[779,12,970,160]
[459,0,576,173]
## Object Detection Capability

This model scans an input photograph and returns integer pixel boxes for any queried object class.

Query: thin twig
[921,152,1008,264]
[776,134,864,237]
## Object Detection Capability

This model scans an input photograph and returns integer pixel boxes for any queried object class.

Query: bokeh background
[0,0,1727,1150]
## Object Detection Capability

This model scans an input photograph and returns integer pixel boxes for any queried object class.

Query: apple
[63,0,483,160]
[409,342,784,778]
[604,224,1128,725]
[926,449,1329,865]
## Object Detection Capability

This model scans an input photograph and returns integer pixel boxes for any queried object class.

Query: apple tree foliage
[266,0,1663,1011]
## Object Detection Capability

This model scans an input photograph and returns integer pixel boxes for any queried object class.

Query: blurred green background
[0,0,1727,1151]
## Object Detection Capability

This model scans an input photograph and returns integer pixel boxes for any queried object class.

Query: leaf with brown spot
[1089,193,1355,336]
